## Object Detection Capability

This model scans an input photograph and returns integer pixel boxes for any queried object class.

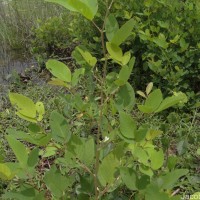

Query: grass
[0,73,199,196]
[0,0,63,51]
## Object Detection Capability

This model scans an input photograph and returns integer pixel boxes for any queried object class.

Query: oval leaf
[46,59,71,82]
[9,93,36,119]
[119,112,136,139]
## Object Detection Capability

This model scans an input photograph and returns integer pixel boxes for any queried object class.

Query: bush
[31,14,76,66]
[0,1,191,199]
[68,0,200,106]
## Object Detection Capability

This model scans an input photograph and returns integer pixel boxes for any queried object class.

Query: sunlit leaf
[77,47,97,67]
[46,0,98,20]
[46,59,71,82]
[9,93,36,119]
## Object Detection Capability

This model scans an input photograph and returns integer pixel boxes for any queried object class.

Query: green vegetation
[0,0,199,199]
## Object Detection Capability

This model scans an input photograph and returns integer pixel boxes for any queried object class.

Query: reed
[0,0,63,52]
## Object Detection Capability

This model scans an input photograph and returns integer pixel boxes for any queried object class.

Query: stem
[93,1,114,199]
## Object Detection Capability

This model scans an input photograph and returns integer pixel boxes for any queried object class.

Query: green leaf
[120,167,138,190]
[145,184,170,200]
[146,129,162,140]
[27,148,39,168]
[72,68,85,86]
[72,137,95,165]
[9,93,36,120]
[105,14,119,41]
[98,152,120,187]
[16,112,37,123]
[7,129,51,147]
[137,175,150,190]
[46,0,98,20]
[0,164,13,180]
[119,112,136,139]
[155,92,187,112]
[2,187,42,200]
[6,135,28,167]
[44,165,69,198]
[42,146,57,158]
[153,33,169,49]
[197,148,200,155]
[115,82,135,111]
[35,102,45,121]
[50,111,71,143]
[77,47,97,67]
[48,78,69,87]
[139,165,153,177]
[132,146,149,166]
[115,65,132,86]
[111,18,135,46]
[106,42,123,62]
[128,56,136,70]
[46,0,77,11]
[159,169,189,189]
[121,51,131,66]
[46,59,71,82]
[147,148,164,170]
[138,89,163,113]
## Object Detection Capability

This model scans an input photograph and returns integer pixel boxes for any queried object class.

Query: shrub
[31,14,75,66]
[0,1,190,199]
[68,0,200,107]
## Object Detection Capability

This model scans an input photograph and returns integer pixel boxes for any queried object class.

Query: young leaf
[50,111,71,143]
[105,14,119,41]
[137,91,147,98]
[121,51,131,66]
[106,42,123,62]
[6,135,28,167]
[77,47,97,67]
[9,93,36,119]
[119,112,136,139]
[111,18,135,46]
[46,59,71,82]
[153,33,169,49]
[0,164,12,180]
[146,82,153,95]
[36,102,45,121]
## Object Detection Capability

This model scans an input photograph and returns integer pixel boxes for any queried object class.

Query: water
[0,47,37,84]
